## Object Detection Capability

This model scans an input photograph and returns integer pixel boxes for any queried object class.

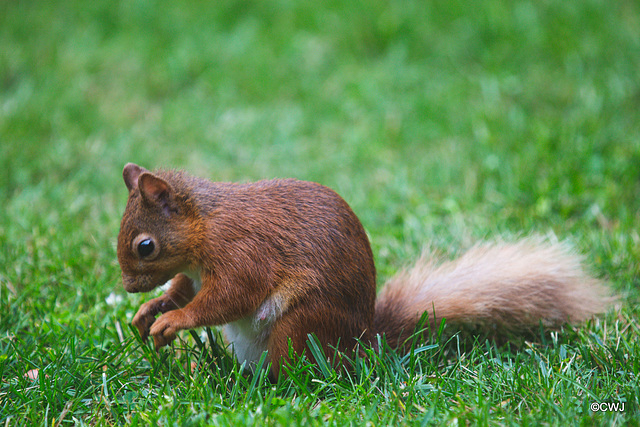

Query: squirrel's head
[117,163,194,293]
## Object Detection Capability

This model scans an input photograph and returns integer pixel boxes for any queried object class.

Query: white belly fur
[224,292,288,369]
[184,270,287,371]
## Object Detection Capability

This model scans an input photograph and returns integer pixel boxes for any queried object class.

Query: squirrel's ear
[123,163,148,192]
[138,172,175,215]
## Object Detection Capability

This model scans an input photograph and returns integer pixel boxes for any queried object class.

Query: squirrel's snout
[121,273,146,293]
[121,271,168,293]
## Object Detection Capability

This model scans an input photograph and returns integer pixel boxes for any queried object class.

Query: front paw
[132,300,163,341]
[149,310,186,350]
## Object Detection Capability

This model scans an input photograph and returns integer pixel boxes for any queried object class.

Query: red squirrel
[117,163,610,376]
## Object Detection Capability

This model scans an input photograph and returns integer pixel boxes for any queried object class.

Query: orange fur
[116,163,612,378]
[374,239,612,347]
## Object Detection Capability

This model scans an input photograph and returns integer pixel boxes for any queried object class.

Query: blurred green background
[2,0,640,423]
[2,0,639,303]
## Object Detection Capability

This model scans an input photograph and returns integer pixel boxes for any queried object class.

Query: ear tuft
[123,163,148,192]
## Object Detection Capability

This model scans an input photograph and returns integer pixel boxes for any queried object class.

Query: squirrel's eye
[137,239,155,258]
[132,234,158,260]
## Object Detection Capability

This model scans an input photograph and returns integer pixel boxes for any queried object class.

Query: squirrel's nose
[121,273,142,293]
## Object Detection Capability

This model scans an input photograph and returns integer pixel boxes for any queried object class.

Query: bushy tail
[373,238,612,347]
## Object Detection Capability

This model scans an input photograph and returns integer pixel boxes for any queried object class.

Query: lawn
[1,0,639,424]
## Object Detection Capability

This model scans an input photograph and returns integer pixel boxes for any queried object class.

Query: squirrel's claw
[149,310,183,349]
[153,333,174,350]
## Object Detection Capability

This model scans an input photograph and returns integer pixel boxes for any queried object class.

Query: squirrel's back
[188,176,379,359]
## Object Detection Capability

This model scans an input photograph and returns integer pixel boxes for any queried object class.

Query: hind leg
[267,305,368,379]
[266,313,307,379]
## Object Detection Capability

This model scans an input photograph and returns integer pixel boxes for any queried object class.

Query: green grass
[1,0,639,424]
